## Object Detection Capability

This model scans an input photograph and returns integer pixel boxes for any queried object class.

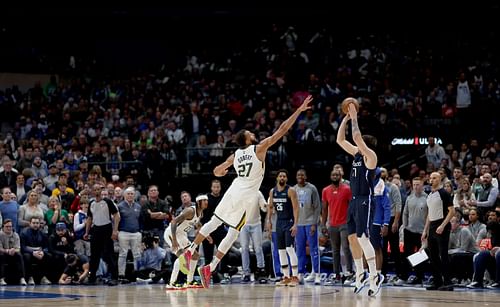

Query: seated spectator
[453,178,476,213]
[20,217,52,285]
[0,219,26,285]
[0,188,19,231]
[471,173,499,222]
[11,173,31,201]
[467,219,500,289]
[448,216,480,282]
[18,191,46,232]
[468,208,487,243]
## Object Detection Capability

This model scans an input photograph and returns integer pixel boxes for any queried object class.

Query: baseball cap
[55,222,67,231]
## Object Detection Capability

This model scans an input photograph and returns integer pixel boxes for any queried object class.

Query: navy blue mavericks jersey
[273,185,294,220]
[350,152,376,197]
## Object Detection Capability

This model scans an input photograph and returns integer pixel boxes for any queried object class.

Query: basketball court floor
[1,283,498,307]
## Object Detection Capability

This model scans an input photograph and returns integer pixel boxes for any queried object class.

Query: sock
[354,258,364,276]
[367,257,377,278]
[291,266,298,277]
[187,259,198,283]
[187,242,199,254]
[281,266,290,278]
[209,257,221,272]
[170,259,180,285]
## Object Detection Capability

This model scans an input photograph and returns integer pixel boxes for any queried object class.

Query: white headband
[196,195,208,202]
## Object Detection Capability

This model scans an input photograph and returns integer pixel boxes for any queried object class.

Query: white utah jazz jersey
[232,145,265,190]
[172,206,200,236]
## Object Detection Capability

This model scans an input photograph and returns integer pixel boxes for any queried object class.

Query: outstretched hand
[348,102,358,119]
[298,95,313,112]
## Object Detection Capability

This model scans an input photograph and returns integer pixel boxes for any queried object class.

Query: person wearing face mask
[321,169,353,285]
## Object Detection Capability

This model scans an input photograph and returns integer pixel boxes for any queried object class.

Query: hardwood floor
[1,283,498,307]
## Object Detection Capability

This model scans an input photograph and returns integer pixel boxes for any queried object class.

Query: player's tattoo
[351,117,360,136]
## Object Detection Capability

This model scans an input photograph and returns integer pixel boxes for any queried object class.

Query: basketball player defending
[164,195,208,290]
[336,99,383,296]
[181,95,313,288]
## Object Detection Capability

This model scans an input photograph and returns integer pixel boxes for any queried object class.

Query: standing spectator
[0,219,26,285]
[293,169,321,285]
[368,168,391,286]
[45,196,70,234]
[0,159,18,189]
[422,172,455,291]
[117,187,142,283]
[321,169,353,285]
[141,185,170,246]
[380,167,403,284]
[467,208,487,243]
[201,180,228,283]
[84,184,120,286]
[401,177,428,285]
[11,173,31,201]
[425,137,446,169]
[73,197,90,256]
[240,191,267,283]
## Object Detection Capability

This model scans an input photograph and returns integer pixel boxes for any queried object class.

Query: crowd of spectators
[0,18,500,286]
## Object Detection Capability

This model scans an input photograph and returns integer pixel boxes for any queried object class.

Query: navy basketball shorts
[276,219,294,249]
[347,196,375,237]
[370,224,383,249]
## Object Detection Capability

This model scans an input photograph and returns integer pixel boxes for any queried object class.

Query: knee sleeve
[286,247,298,266]
[357,234,375,260]
[199,216,224,237]
[217,227,239,254]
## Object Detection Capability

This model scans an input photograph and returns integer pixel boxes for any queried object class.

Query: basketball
[341,97,360,114]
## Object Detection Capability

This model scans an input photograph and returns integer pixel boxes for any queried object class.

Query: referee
[84,184,120,286]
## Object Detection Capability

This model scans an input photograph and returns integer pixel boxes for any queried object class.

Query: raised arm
[348,103,377,169]
[257,95,313,155]
[336,114,358,156]
[213,154,235,177]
